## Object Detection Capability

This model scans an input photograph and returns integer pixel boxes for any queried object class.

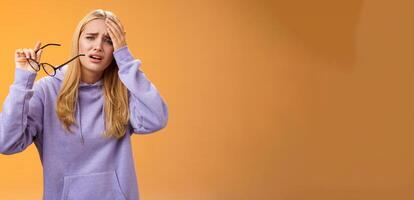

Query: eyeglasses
[27,43,85,77]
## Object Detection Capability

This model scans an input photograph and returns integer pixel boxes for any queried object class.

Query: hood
[54,65,103,87]
[54,65,104,145]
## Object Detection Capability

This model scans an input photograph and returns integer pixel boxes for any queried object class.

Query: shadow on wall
[272,0,363,68]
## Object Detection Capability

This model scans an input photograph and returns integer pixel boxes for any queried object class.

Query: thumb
[34,41,41,51]
[36,49,42,62]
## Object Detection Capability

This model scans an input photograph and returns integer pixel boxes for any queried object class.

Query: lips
[88,54,103,63]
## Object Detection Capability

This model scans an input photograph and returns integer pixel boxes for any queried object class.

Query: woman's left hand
[106,17,127,51]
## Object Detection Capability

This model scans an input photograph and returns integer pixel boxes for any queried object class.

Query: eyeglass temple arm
[34,43,61,53]
[54,54,85,70]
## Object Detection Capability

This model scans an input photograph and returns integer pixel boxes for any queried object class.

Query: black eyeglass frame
[27,43,85,77]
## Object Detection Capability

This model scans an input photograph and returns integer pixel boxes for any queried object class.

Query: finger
[23,48,31,59]
[112,17,125,33]
[15,49,24,56]
[106,25,118,44]
[34,41,41,51]
[106,20,119,37]
[106,19,122,38]
[36,49,42,62]
[15,49,25,60]
[29,49,36,60]
[107,18,123,33]
[106,21,120,39]
[19,49,26,57]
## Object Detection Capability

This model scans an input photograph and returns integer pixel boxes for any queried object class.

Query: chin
[81,62,110,73]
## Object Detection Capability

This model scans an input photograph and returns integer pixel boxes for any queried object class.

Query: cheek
[78,38,93,52]
[78,40,86,52]
[78,57,87,68]
[106,55,114,64]
[106,45,114,52]
[105,46,114,61]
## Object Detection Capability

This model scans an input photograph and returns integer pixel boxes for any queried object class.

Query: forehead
[82,19,107,34]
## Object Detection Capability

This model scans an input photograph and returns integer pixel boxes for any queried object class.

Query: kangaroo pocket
[61,171,126,200]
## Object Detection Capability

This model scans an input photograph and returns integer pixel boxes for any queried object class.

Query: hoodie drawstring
[76,100,85,145]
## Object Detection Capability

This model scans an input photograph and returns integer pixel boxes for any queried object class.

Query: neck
[80,67,103,84]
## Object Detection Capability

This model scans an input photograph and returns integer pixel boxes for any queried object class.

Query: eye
[86,36,94,40]
[105,38,113,45]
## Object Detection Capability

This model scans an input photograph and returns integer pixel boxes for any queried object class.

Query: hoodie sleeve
[113,46,168,134]
[0,68,44,154]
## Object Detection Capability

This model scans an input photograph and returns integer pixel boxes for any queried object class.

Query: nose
[93,40,103,51]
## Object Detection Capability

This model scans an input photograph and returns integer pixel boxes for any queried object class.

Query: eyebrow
[85,32,110,38]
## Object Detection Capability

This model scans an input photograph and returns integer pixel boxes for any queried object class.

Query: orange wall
[0,0,413,200]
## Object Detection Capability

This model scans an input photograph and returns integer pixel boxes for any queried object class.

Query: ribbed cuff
[13,68,37,89]
[113,46,142,67]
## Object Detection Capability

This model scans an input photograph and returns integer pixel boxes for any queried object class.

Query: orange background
[0,0,413,199]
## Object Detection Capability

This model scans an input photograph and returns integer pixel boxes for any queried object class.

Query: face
[78,19,114,76]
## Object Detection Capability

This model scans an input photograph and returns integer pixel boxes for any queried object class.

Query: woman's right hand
[15,41,43,72]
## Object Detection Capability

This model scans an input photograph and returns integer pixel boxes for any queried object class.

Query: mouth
[88,54,103,63]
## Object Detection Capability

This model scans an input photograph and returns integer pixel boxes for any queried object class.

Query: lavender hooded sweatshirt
[0,46,168,200]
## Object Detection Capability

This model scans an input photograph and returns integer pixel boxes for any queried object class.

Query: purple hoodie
[0,46,168,200]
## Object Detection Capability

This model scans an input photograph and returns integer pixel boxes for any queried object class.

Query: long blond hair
[56,9,129,139]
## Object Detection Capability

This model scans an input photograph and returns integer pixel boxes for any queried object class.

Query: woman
[0,9,168,200]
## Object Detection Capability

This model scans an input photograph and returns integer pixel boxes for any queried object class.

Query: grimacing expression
[78,19,114,74]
